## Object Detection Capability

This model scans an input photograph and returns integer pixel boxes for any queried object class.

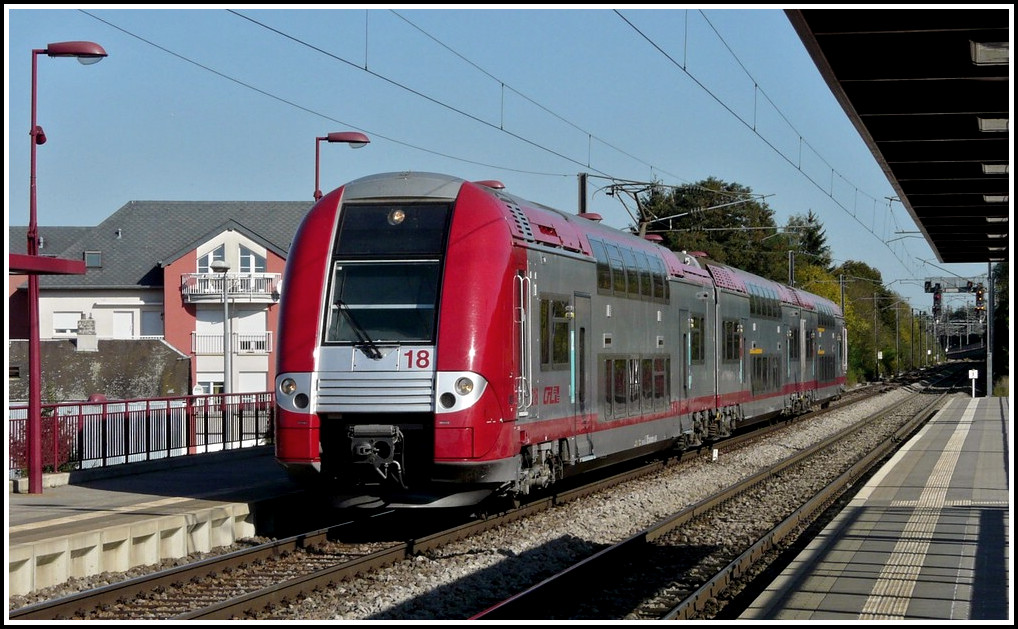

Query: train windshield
[324,202,451,344]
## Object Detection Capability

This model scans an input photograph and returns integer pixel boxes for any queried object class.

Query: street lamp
[313,131,370,201]
[210,260,232,395]
[26,40,107,495]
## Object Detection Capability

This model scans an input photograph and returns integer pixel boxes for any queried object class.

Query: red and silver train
[274,172,846,507]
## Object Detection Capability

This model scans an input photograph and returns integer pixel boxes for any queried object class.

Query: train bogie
[275,172,846,508]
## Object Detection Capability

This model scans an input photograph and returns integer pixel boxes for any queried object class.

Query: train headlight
[279,378,298,395]
[435,372,487,414]
[387,209,406,225]
[455,377,474,396]
[294,393,309,409]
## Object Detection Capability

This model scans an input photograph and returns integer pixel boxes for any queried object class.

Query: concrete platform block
[9,543,36,596]
[32,538,72,592]
[129,519,162,568]
[231,503,256,539]
[186,513,211,554]
[68,532,102,581]
[100,526,132,574]
[158,518,187,560]
[209,506,235,548]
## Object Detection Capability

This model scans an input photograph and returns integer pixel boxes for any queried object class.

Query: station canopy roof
[786,9,1010,265]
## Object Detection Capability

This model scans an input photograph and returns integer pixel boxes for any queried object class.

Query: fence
[8,393,275,480]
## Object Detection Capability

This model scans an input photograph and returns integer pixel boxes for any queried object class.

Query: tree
[636,178,786,281]
[786,210,832,270]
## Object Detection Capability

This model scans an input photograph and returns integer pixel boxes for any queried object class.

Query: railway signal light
[975,284,985,311]
[933,290,942,319]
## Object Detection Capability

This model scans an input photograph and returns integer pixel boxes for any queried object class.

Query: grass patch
[992,375,1009,397]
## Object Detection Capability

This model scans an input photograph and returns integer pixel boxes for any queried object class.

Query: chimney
[76,314,98,352]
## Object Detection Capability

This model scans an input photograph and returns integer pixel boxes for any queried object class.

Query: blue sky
[5,6,1000,310]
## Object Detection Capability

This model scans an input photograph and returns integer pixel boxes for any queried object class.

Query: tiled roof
[10,200,312,288]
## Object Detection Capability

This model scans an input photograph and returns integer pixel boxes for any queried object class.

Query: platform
[7,446,304,597]
[740,394,1011,621]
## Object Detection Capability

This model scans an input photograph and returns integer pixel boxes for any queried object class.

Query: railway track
[9,372,945,621]
[471,375,959,620]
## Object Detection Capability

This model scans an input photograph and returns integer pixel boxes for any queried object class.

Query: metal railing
[180,272,280,302]
[8,393,275,479]
[191,332,274,355]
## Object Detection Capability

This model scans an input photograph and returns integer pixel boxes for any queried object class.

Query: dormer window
[84,251,102,268]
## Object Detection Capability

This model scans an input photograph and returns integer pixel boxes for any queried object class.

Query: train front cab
[275,174,526,503]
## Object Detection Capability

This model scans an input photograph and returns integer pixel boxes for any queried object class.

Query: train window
[334,203,451,256]
[723,319,740,362]
[653,357,669,406]
[325,261,440,343]
[651,256,667,301]
[817,306,835,329]
[613,359,629,416]
[637,251,653,298]
[604,242,627,295]
[539,297,571,371]
[602,357,640,418]
[621,248,641,297]
[690,315,705,363]
[789,327,800,360]
[589,239,612,294]
[751,355,778,394]
[641,359,654,405]
[747,283,781,319]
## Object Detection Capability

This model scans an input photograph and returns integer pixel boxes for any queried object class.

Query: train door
[572,293,593,459]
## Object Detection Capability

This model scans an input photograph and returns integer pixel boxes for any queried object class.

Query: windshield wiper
[335,300,383,359]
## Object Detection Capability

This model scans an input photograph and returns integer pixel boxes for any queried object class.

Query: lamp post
[210,260,232,395]
[313,131,370,201]
[26,41,107,495]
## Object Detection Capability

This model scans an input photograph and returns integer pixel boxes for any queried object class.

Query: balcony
[180,272,281,304]
[191,332,274,355]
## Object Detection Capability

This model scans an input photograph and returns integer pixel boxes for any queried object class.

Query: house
[9,200,312,402]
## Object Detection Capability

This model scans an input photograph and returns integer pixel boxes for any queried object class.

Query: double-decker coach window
[651,256,668,302]
[605,242,627,294]
[590,239,612,293]
[589,237,669,304]
[540,297,571,370]
[622,248,641,297]
[817,307,835,329]
[748,283,780,319]
[637,251,653,298]
[723,319,740,361]
[602,355,670,419]
[690,315,705,363]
